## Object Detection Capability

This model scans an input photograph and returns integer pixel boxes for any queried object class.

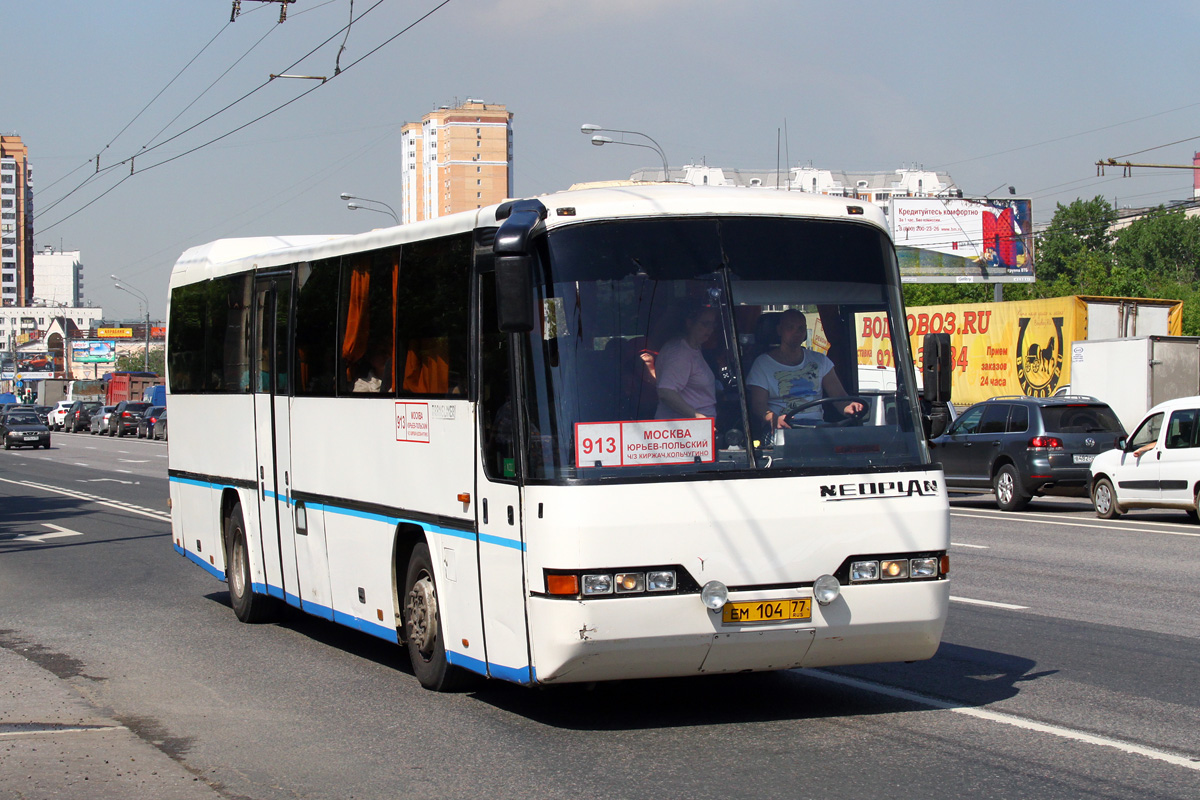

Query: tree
[1112,207,1200,285]
[1034,196,1116,285]
[114,347,165,375]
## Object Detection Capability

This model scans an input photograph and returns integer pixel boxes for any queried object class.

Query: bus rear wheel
[403,542,473,692]
[226,501,278,623]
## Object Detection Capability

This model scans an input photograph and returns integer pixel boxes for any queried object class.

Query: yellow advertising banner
[97,327,134,339]
[857,297,1088,405]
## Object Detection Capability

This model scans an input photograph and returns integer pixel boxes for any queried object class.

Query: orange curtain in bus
[341,265,370,376]
[388,255,398,392]
[403,339,450,394]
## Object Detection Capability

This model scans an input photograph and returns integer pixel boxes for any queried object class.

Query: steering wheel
[781,396,870,428]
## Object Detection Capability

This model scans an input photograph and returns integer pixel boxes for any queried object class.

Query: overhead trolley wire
[36,0,455,236]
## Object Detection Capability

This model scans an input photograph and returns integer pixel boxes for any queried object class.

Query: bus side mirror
[922,333,952,404]
[492,198,547,334]
[495,254,535,333]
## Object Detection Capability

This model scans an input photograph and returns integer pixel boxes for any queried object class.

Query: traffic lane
[20,427,170,482]
[14,575,1199,800]
[0,437,169,511]
[947,504,1200,639]
[3,513,1197,800]
[3,482,1197,799]
[833,601,1200,762]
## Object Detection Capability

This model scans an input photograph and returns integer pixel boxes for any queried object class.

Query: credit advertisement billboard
[72,340,117,364]
[856,296,1086,406]
[891,197,1035,284]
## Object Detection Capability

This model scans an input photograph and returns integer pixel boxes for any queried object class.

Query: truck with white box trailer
[1069,336,1200,433]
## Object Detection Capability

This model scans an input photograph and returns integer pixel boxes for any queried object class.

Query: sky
[6,0,1200,320]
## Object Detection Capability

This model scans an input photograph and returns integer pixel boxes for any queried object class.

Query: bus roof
[169,184,890,286]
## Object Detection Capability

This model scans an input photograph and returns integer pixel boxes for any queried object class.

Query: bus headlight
[646,570,676,592]
[614,572,645,594]
[701,580,728,611]
[813,574,841,606]
[910,557,939,579]
[582,574,613,595]
[850,560,879,583]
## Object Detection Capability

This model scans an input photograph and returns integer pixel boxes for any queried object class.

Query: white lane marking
[951,542,989,549]
[79,478,137,485]
[950,596,1029,610]
[0,477,170,521]
[15,523,85,544]
[801,669,1200,772]
[0,725,124,739]
[117,459,150,464]
[951,511,1200,538]
[952,505,1199,528]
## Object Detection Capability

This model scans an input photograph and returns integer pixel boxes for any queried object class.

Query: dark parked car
[32,405,52,426]
[153,407,168,441]
[109,401,152,437]
[90,406,116,435]
[66,400,104,433]
[931,395,1126,511]
[137,406,166,438]
[2,410,51,450]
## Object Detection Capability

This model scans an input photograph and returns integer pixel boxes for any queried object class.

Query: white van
[1090,395,1200,521]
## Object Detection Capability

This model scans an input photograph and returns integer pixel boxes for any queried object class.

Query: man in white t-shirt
[747,309,864,429]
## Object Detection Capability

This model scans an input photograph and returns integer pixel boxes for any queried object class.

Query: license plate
[1073,454,1095,464]
[23,435,38,441]
[722,598,812,624]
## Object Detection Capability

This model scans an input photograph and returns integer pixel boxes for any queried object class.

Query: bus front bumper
[527,580,950,684]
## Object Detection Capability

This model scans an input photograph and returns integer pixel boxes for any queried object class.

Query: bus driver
[747,308,864,430]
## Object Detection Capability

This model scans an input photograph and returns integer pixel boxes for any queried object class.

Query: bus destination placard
[575,419,715,468]
[395,402,430,443]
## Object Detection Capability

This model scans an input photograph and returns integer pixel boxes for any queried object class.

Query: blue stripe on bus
[446,651,534,684]
[168,476,517,550]
[171,477,533,677]
[175,543,225,580]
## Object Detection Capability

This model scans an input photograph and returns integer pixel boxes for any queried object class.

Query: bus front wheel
[403,542,473,692]
[226,501,278,623]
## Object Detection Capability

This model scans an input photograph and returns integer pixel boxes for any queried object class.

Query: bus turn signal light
[546,574,579,595]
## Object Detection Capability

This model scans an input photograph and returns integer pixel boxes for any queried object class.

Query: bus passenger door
[473,297,533,684]
[252,274,300,607]
[475,446,531,683]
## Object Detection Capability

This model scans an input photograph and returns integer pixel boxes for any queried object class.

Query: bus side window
[479,271,516,480]
[294,258,340,397]
[337,248,398,396]
[397,233,471,398]
[168,283,206,393]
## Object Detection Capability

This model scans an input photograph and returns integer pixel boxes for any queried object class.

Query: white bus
[166,185,951,691]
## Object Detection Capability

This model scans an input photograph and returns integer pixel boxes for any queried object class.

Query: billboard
[856,296,1085,406]
[14,351,58,379]
[891,197,1035,284]
[72,340,117,364]
[98,327,134,339]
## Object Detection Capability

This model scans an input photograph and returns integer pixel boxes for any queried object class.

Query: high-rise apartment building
[32,246,83,307]
[400,100,512,224]
[1,135,34,307]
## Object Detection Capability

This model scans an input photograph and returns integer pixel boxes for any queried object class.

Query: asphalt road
[2,432,1199,799]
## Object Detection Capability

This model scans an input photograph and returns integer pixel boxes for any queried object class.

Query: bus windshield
[516,216,928,482]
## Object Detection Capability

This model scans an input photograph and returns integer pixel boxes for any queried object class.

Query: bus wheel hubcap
[407,574,438,658]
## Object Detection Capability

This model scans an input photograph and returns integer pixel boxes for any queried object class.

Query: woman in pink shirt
[655,306,719,419]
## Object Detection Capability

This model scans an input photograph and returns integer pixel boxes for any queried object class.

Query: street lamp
[111,275,151,373]
[580,124,670,182]
[340,192,399,225]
